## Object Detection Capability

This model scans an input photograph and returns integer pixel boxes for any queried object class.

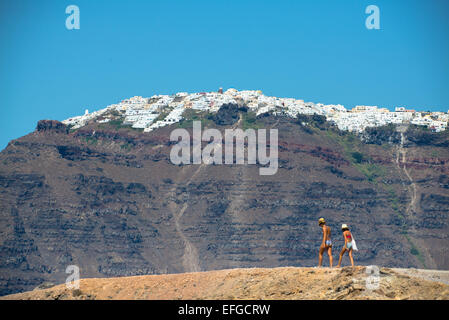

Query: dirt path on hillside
[398,132,418,215]
[395,131,435,268]
[225,114,263,252]
[3,266,449,300]
[227,114,277,223]
[168,164,204,273]
[167,115,245,273]
[395,132,418,222]
[172,201,201,273]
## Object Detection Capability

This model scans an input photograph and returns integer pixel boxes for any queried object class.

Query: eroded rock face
[36,120,68,133]
[0,115,448,296]
[212,103,242,125]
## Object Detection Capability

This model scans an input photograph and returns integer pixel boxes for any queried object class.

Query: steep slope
[0,112,448,296]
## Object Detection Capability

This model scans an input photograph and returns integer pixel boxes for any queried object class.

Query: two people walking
[318,218,356,268]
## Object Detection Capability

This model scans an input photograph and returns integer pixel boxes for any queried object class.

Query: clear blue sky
[1,0,449,149]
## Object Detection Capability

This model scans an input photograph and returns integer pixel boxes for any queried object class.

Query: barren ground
[2,266,449,300]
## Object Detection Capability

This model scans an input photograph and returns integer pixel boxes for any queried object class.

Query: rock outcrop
[36,120,68,133]
[2,267,449,300]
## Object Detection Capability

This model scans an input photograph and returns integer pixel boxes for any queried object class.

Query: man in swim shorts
[318,218,333,268]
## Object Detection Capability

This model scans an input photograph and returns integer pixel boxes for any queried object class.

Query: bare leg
[318,246,325,267]
[328,247,333,268]
[348,249,354,267]
[337,247,346,267]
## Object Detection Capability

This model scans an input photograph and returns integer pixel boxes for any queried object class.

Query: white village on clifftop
[62,88,449,133]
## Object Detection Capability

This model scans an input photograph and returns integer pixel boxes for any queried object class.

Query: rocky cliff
[0,110,448,296]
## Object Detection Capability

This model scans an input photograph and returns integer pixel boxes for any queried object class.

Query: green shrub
[351,151,364,163]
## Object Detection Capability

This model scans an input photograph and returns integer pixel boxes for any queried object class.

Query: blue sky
[1,0,448,149]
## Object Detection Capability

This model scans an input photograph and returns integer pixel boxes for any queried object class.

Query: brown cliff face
[0,114,448,296]
[36,120,69,134]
